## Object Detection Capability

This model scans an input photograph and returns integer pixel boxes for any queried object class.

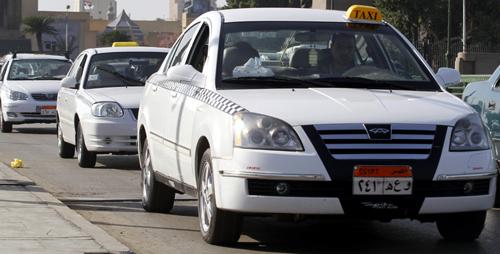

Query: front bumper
[80,113,137,153]
[2,100,56,123]
[212,135,497,217]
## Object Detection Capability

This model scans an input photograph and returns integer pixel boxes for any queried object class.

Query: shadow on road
[95,155,140,170]
[13,127,56,135]
[67,200,198,217]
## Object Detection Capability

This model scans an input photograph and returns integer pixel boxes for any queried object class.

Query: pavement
[0,162,132,254]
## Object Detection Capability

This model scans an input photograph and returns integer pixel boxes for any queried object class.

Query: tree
[374,0,500,48]
[225,0,311,8]
[22,16,58,52]
[99,31,131,47]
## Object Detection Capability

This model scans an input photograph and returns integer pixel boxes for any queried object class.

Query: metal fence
[415,39,500,71]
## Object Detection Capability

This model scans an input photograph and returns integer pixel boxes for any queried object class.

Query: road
[0,123,499,254]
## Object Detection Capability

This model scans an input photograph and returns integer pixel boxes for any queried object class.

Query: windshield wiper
[96,66,145,86]
[222,76,335,88]
[312,76,426,91]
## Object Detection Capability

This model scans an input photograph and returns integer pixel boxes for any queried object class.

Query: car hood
[218,88,475,126]
[4,80,62,94]
[84,87,144,108]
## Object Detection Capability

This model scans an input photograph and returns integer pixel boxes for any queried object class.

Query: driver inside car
[320,33,356,76]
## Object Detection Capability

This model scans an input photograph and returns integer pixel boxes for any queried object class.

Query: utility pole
[65,5,70,52]
[445,0,451,67]
[462,0,466,52]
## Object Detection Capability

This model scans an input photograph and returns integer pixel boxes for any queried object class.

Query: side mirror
[166,64,205,85]
[436,67,461,88]
[61,76,79,89]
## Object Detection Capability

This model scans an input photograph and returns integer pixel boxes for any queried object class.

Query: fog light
[463,182,474,194]
[7,112,17,117]
[276,182,289,195]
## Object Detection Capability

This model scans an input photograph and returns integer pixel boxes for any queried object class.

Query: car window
[7,59,71,80]
[218,22,438,91]
[67,54,84,78]
[170,23,200,68]
[188,24,210,72]
[84,52,167,89]
[75,55,88,83]
[0,61,8,81]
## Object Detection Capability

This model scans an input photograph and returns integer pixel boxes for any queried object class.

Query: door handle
[170,91,178,98]
[488,101,496,110]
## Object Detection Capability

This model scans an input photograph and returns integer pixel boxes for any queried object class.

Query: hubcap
[142,147,152,202]
[200,161,214,232]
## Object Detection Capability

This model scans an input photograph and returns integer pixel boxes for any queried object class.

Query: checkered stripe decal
[153,80,247,115]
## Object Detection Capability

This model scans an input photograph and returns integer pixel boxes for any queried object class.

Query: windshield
[7,59,71,80]
[218,22,439,91]
[85,52,167,89]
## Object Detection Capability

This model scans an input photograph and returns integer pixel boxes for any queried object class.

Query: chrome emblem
[369,128,390,134]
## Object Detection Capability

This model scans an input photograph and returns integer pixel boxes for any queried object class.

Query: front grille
[314,123,436,160]
[130,108,139,120]
[31,93,58,101]
[247,179,491,197]
[20,112,55,118]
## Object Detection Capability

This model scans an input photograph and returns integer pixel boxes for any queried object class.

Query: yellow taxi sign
[345,5,383,23]
[112,41,139,47]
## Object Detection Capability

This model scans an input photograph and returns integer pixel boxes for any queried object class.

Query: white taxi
[0,53,71,132]
[57,46,168,168]
[138,6,497,244]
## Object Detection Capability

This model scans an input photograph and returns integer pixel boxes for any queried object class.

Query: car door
[169,22,210,187]
[58,53,88,144]
[148,23,200,180]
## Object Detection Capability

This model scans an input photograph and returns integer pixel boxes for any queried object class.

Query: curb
[0,163,133,254]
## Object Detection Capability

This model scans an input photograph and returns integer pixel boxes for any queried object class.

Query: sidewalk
[0,163,132,254]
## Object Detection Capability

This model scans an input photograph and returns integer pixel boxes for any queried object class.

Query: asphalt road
[0,123,499,254]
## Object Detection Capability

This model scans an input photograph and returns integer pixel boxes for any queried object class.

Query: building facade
[74,0,117,20]
[0,0,38,54]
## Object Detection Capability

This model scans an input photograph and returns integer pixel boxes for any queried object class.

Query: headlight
[450,114,490,151]
[6,89,28,101]
[233,112,303,151]
[91,102,123,117]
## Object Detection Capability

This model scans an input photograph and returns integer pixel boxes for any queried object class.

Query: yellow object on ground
[10,158,23,168]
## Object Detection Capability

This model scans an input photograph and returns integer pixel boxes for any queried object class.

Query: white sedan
[0,53,71,132]
[57,46,168,168]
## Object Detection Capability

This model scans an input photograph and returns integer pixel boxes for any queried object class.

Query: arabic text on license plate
[41,106,56,116]
[353,165,413,195]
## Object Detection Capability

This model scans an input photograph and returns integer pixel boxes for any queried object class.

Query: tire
[76,123,96,168]
[494,176,499,208]
[140,139,175,213]
[436,211,486,241]
[57,121,75,158]
[0,106,12,133]
[198,149,242,245]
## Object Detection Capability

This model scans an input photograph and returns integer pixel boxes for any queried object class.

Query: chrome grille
[31,93,58,101]
[315,123,436,160]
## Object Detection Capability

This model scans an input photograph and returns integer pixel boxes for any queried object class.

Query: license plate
[353,165,413,195]
[40,105,56,116]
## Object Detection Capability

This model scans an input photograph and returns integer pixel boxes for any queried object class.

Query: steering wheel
[342,65,406,80]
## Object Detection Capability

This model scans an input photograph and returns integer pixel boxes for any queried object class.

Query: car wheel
[76,123,96,168]
[57,122,75,158]
[198,149,242,245]
[0,106,12,133]
[436,211,486,241]
[141,139,175,213]
[495,176,499,208]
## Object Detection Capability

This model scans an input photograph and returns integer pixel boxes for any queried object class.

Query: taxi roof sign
[112,41,139,47]
[345,5,383,24]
